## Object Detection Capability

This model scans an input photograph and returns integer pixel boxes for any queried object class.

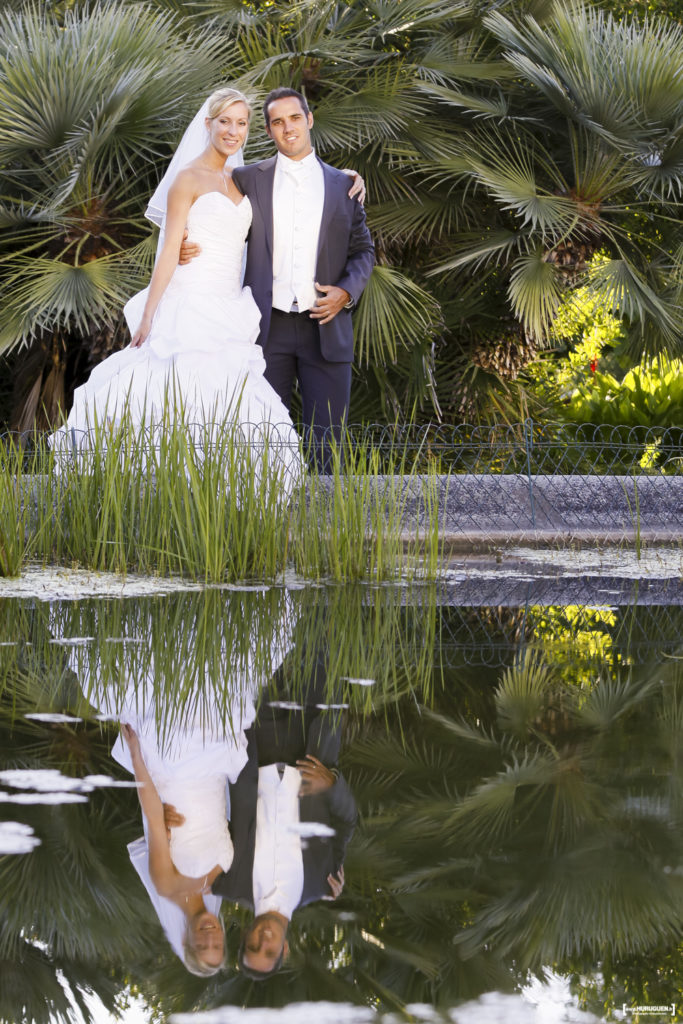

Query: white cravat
[272,150,325,314]
[252,764,304,919]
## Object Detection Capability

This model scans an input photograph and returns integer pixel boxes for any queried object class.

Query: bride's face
[206,101,250,158]
[189,909,225,968]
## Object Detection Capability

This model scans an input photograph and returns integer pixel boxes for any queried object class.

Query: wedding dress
[91,674,257,962]
[52,192,301,480]
[102,666,256,870]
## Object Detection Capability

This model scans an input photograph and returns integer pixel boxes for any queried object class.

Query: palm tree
[179,0,683,421]
[429,4,683,372]
[0,1,234,430]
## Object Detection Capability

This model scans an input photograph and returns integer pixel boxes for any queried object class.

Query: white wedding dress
[52,192,301,480]
[98,664,257,876]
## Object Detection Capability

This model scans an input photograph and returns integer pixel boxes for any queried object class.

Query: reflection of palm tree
[0,939,122,1024]
[343,648,683,1002]
[0,699,156,1022]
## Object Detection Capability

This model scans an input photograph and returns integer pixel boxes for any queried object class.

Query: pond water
[1,556,681,1024]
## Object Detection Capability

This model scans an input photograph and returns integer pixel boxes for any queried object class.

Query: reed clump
[3,410,446,582]
[0,436,30,578]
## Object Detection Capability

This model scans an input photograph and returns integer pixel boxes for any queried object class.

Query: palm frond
[494,653,556,738]
[447,751,558,845]
[486,3,683,145]
[0,252,147,347]
[353,265,443,367]
[575,675,660,731]
[508,252,564,340]
[415,81,511,119]
[428,228,533,275]
[588,256,683,347]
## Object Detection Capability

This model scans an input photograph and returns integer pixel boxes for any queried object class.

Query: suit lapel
[256,156,277,261]
[317,160,338,261]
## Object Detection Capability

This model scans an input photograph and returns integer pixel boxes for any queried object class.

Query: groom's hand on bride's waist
[310,283,352,325]
[179,229,201,265]
[163,803,186,830]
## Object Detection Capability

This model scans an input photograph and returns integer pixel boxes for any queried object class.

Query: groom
[182,87,375,455]
[210,619,357,979]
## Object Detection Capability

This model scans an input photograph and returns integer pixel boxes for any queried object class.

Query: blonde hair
[183,915,227,977]
[206,86,252,120]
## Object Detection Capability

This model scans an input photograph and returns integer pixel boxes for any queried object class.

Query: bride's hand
[121,723,142,759]
[341,169,366,205]
[130,315,152,349]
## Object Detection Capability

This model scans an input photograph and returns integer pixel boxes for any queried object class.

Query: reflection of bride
[107,673,257,975]
[118,722,243,975]
[90,590,296,974]
[50,86,300,485]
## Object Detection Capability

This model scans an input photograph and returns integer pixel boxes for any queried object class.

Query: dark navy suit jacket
[232,156,375,363]
[211,726,357,909]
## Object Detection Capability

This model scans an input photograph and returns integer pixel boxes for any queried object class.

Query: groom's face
[265,96,314,162]
[242,912,289,974]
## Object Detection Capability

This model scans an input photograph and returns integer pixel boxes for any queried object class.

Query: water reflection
[0,582,681,1021]
[223,662,356,980]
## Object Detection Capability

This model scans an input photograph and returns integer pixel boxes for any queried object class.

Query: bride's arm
[121,725,212,898]
[130,172,196,348]
[121,726,175,883]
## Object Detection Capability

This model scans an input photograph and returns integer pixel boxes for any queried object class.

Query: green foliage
[566,355,683,429]
[2,0,682,428]
[599,0,683,21]
[524,255,683,435]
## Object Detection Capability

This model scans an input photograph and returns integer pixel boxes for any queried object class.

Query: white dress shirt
[252,764,304,920]
[272,150,325,314]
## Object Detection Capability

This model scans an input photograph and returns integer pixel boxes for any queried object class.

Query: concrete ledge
[20,473,683,548]
[310,473,682,545]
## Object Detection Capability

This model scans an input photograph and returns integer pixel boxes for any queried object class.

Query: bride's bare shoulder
[174,164,206,188]
[166,165,205,206]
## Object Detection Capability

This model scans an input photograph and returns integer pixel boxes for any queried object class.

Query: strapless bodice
[169,191,251,296]
[161,772,234,878]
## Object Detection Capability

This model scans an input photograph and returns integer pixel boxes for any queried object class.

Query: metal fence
[339,420,683,474]
[3,419,682,538]
[4,419,682,472]
[336,420,683,536]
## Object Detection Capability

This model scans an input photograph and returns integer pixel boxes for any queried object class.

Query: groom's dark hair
[263,87,310,125]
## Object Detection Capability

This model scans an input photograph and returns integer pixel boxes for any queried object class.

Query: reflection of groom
[211,642,357,979]
[182,87,375,450]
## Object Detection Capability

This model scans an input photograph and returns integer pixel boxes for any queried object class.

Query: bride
[118,717,246,977]
[52,87,299,471]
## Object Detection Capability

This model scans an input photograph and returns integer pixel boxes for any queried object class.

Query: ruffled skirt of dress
[50,276,303,493]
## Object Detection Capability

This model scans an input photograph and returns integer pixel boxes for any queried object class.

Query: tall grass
[0,436,50,577]
[0,438,25,577]
[0,586,440,739]
[291,433,444,580]
[3,408,446,582]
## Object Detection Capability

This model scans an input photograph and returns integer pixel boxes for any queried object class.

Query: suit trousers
[264,309,351,470]
[255,634,343,768]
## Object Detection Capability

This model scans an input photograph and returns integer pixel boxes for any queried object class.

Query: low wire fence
[4,419,682,473]
[2,419,682,539]
[338,420,683,475]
